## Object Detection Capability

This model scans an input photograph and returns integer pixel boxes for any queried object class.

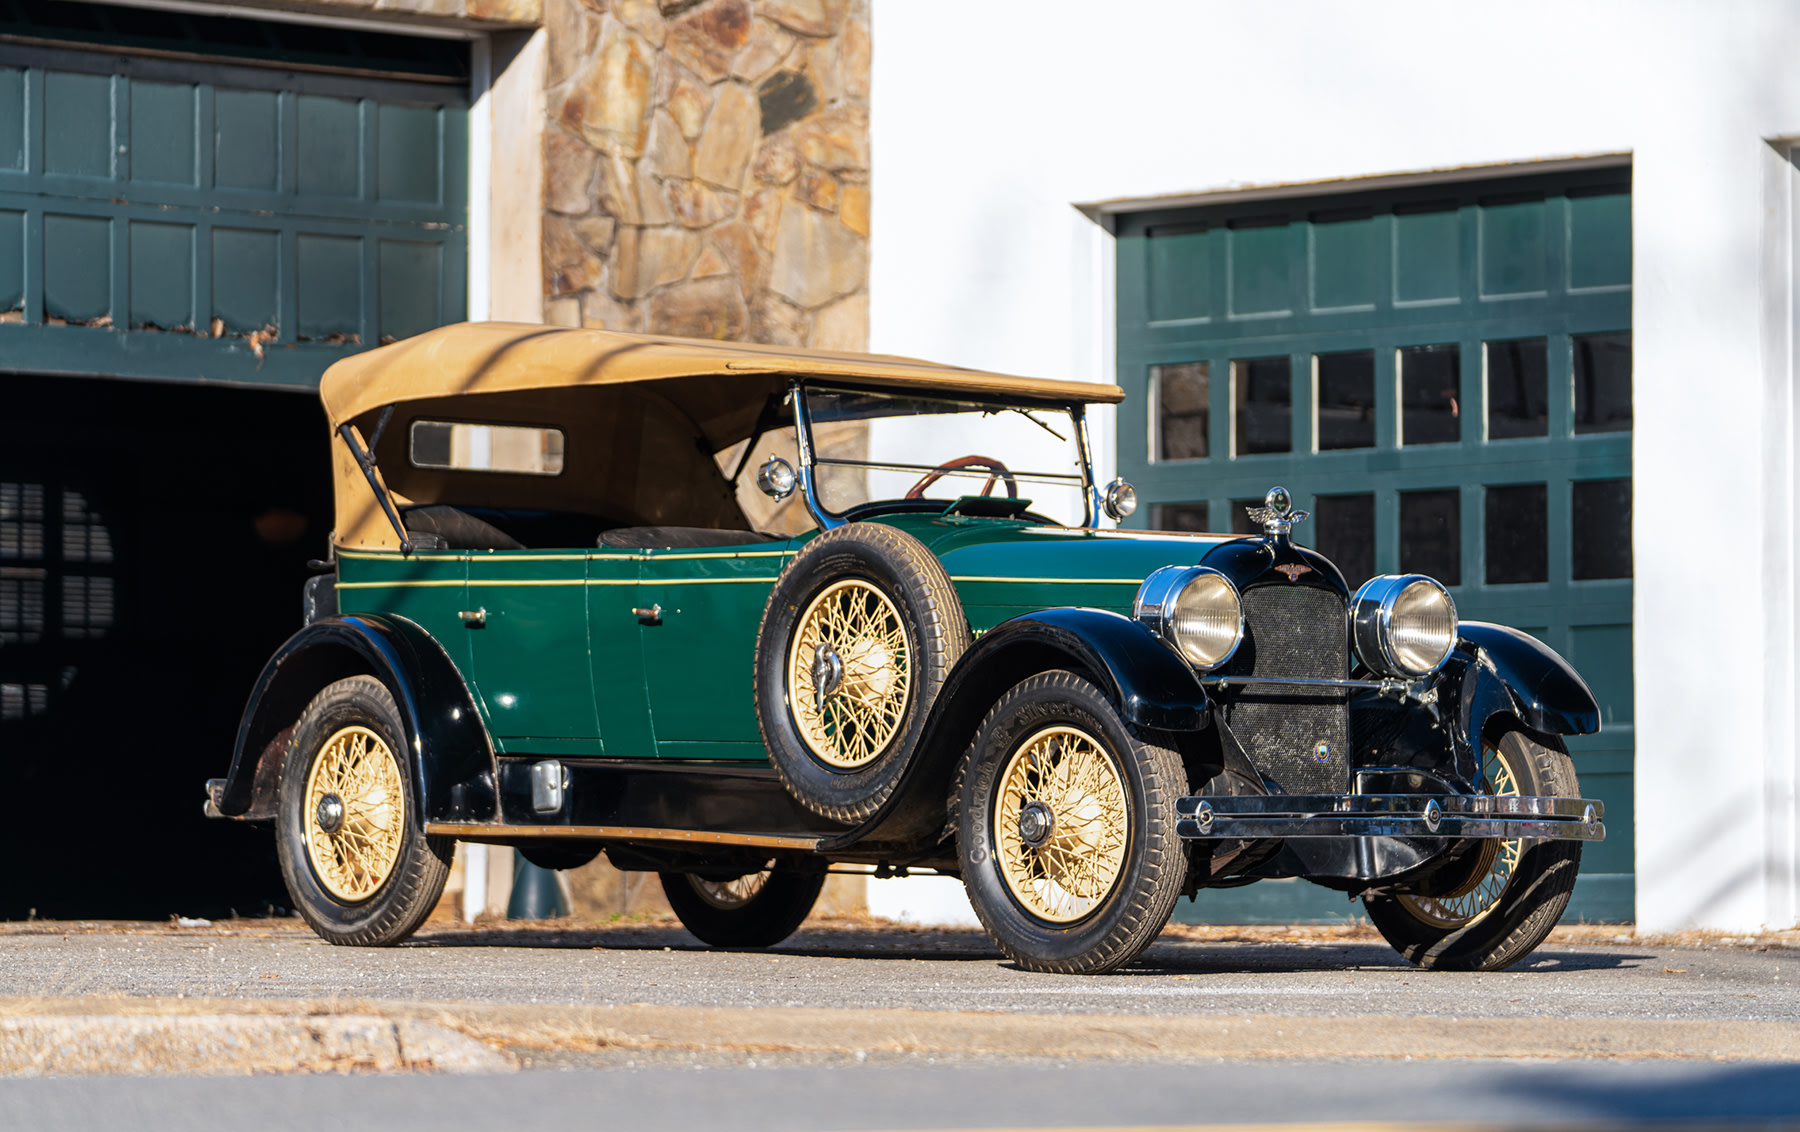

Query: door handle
[459,608,486,627]
[632,604,663,623]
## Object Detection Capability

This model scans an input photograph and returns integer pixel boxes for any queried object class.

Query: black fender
[821,607,1210,851]
[215,614,498,823]
[1455,621,1602,738]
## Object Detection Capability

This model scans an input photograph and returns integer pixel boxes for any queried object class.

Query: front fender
[1456,621,1602,737]
[820,607,1210,851]
[216,615,497,823]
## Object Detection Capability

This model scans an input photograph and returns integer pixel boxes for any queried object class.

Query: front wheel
[1363,727,1583,971]
[956,671,1187,975]
[659,867,825,948]
[275,676,452,946]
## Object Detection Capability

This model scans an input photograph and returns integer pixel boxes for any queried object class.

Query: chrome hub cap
[314,793,345,835]
[1017,800,1054,847]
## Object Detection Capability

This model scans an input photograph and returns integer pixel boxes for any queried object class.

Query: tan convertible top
[321,322,1123,428]
[324,323,1120,552]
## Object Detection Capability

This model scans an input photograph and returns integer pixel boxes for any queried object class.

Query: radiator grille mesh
[1222,584,1350,794]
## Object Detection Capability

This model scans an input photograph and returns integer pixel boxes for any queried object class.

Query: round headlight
[1350,574,1458,677]
[1133,566,1243,670]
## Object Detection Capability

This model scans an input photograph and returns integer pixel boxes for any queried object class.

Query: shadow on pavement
[1499,1062,1800,1121]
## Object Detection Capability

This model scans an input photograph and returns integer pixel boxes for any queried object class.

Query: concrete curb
[0,1014,514,1077]
[3,997,1795,1068]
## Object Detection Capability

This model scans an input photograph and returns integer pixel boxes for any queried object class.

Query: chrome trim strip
[425,822,825,850]
[1201,675,1418,694]
[1173,793,1605,842]
[1178,815,1605,841]
[1175,794,1602,819]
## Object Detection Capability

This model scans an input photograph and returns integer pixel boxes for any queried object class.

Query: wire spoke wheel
[787,579,912,769]
[1396,738,1523,929]
[688,869,773,910]
[994,725,1130,924]
[303,724,405,903]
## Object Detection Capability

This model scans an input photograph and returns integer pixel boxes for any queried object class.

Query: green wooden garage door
[0,23,466,389]
[1115,165,1633,923]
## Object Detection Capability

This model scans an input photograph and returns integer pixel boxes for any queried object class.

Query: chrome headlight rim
[1132,565,1245,672]
[1351,573,1459,678]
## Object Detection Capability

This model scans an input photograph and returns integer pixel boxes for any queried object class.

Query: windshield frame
[790,380,1100,529]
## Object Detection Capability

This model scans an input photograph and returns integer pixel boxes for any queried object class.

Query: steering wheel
[905,455,1018,500]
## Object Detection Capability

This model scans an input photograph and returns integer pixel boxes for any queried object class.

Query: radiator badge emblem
[1274,563,1312,582]
[1313,740,1333,764]
[1246,486,1310,539]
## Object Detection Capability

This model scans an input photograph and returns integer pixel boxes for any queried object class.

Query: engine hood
[866,515,1349,633]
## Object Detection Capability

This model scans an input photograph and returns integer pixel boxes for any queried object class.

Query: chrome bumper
[1175,794,1605,842]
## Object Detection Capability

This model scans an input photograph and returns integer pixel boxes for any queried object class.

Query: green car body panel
[333,515,1239,762]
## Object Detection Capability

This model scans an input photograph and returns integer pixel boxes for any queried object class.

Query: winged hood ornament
[1246,486,1308,539]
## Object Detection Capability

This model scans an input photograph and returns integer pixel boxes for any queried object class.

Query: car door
[463,550,601,755]
[636,540,795,759]
[587,547,656,759]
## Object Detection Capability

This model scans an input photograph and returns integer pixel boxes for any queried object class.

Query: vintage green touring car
[207,322,1604,974]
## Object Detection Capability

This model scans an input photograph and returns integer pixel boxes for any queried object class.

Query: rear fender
[821,607,1209,850]
[216,615,497,823]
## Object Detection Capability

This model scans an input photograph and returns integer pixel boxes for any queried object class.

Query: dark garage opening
[0,373,330,919]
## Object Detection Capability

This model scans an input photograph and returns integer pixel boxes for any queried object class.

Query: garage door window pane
[1316,350,1374,450]
[1152,362,1208,460]
[1573,479,1632,579]
[1574,331,1631,434]
[1487,338,1548,440]
[1485,483,1547,584]
[1151,501,1209,532]
[1231,498,1264,535]
[1401,344,1460,445]
[1233,356,1290,455]
[1313,493,1374,587]
[1400,489,1460,585]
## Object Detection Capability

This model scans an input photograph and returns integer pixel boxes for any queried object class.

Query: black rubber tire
[659,868,826,948]
[275,676,453,947]
[519,845,601,871]
[1363,728,1584,972]
[956,671,1187,975]
[754,522,970,824]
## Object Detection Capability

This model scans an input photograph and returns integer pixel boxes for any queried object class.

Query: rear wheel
[1363,727,1583,971]
[276,676,452,946]
[659,866,825,948]
[956,671,1186,974]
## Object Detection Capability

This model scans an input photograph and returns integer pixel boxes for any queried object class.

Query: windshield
[800,387,1091,526]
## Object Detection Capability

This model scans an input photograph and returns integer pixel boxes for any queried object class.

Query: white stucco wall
[868,0,1800,933]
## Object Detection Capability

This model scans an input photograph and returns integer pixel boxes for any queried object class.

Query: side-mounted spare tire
[754,522,970,824]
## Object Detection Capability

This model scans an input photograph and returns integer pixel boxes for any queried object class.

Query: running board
[425,822,825,851]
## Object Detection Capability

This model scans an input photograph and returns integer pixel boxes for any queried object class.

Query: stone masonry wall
[542,0,870,351]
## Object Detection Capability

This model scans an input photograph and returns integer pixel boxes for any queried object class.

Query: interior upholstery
[401,505,524,551]
[598,526,780,550]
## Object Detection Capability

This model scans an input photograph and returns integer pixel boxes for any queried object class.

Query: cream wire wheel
[787,578,913,769]
[1395,738,1522,929]
[302,724,406,903]
[688,870,772,909]
[993,725,1131,924]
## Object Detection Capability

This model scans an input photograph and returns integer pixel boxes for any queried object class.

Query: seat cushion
[402,505,524,551]
[598,526,779,550]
